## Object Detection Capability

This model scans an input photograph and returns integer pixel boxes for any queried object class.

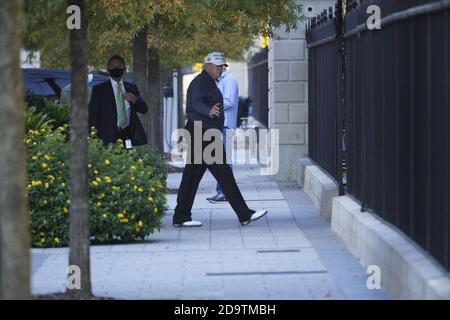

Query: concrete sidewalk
[31,164,389,300]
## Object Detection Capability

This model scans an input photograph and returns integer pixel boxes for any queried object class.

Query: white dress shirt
[217,71,239,129]
[110,77,131,127]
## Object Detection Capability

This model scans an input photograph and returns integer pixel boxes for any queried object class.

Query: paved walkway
[31,164,389,300]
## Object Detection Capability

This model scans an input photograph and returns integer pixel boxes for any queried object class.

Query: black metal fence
[247,48,269,127]
[306,0,450,270]
[306,6,343,187]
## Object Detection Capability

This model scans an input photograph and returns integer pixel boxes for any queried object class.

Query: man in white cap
[207,58,239,203]
[173,52,268,228]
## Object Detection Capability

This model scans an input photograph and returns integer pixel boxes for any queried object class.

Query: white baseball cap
[204,52,228,66]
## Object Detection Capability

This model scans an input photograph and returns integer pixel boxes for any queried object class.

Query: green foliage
[26,127,168,247]
[25,90,47,110]
[25,99,70,133]
[22,0,303,69]
[39,101,70,129]
[25,106,54,132]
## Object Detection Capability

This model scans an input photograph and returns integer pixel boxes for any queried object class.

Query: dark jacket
[186,70,224,130]
[88,79,147,145]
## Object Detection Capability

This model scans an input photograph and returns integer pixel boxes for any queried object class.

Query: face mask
[87,73,93,83]
[109,67,124,78]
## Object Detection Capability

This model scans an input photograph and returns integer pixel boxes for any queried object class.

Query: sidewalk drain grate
[245,199,285,201]
[206,270,327,276]
[256,249,301,253]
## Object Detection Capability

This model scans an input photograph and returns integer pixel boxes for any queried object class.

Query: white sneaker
[240,210,268,226]
[173,220,203,228]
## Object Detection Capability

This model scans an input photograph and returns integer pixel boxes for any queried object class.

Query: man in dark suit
[89,55,147,146]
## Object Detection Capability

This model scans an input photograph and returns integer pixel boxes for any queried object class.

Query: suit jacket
[88,79,148,145]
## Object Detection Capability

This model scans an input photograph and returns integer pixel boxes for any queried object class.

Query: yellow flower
[58,126,65,132]
[130,165,137,171]
[117,213,124,219]
[48,175,55,181]
[137,187,143,192]
[63,207,68,214]
[31,180,42,186]
[61,182,66,188]
[44,182,49,189]
[92,181,98,186]
[88,163,92,168]
[25,138,32,144]
[96,177,102,183]
[94,170,99,175]
[66,199,70,204]
[138,159,144,164]
[138,221,143,227]
[154,207,158,213]
[41,163,48,169]
[40,238,45,243]
[150,187,156,192]
[105,176,112,183]
[102,213,107,219]
[43,200,48,204]
[105,159,110,165]
[44,155,51,161]
[148,197,154,202]
[31,156,38,160]
[40,232,45,236]
[54,237,60,244]
[96,202,101,207]
[121,218,129,224]
[131,176,135,181]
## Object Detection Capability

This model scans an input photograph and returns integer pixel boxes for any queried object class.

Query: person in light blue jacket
[207,63,239,203]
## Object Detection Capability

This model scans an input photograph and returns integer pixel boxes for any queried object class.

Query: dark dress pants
[173,121,254,224]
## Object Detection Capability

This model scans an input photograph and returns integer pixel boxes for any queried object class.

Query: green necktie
[116,82,128,128]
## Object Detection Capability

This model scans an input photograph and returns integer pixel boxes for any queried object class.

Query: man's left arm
[127,85,148,114]
[221,79,238,111]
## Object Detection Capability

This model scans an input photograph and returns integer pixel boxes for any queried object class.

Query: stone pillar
[268,0,335,181]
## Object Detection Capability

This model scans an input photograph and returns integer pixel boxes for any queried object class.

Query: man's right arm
[88,85,99,129]
[190,80,212,117]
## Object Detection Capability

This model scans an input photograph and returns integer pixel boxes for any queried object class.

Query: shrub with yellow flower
[27,126,167,247]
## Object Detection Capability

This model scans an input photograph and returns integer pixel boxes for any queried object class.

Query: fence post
[336,0,345,196]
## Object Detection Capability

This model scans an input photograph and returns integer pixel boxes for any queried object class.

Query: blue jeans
[216,127,232,195]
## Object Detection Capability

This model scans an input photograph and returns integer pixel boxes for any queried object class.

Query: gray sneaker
[207,194,227,203]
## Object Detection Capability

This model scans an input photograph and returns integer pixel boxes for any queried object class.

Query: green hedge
[26,126,167,247]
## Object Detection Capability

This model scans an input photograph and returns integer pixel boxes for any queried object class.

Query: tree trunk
[148,46,163,152]
[67,0,91,299]
[0,0,30,300]
[132,26,150,143]
[176,67,186,129]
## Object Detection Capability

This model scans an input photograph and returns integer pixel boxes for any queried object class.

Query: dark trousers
[216,126,232,196]
[173,121,254,224]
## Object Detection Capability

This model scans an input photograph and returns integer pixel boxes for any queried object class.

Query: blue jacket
[186,70,224,130]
